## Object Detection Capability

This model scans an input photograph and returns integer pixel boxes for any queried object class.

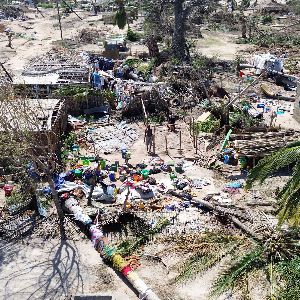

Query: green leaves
[115,8,127,29]
[210,246,265,297]
[246,141,300,225]
[193,116,220,134]
[277,162,300,226]
[246,144,300,189]
[274,257,300,299]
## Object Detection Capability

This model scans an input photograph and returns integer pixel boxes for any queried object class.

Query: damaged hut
[0,98,68,153]
[13,51,90,98]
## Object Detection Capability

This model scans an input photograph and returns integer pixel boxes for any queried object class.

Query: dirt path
[196,30,255,60]
[0,8,127,77]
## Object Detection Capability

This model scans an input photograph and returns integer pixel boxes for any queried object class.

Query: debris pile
[14,50,90,85]
[0,5,25,20]
[77,28,102,44]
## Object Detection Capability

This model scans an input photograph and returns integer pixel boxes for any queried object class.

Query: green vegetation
[149,112,166,124]
[193,116,220,134]
[229,109,259,128]
[261,15,273,25]
[116,219,169,256]
[237,32,300,47]
[37,2,54,9]
[171,231,300,300]
[55,86,116,105]
[6,190,26,207]
[240,0,250,10]
[115,8,127,29]
[246,141,300,226]
[126,27,141,42]
[287,0,300,15]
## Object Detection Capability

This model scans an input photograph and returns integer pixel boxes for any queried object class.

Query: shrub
[37,2,54,9]
[126,28,140,42]
[261,15,273,25]
[193,116,220,134]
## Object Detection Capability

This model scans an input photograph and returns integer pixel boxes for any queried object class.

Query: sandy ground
[0,237,138,300]
[196,30,254,61]
[0,9,129,76]
[0,4,294,300]
[0,8,254,78]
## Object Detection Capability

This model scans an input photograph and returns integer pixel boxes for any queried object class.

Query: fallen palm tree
[62,197,161,300]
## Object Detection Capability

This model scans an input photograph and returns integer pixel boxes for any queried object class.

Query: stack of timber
[230,129,299,158]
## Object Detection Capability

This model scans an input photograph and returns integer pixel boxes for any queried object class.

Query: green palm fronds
[246,143,300,189]
[246,141,300,225]
[210,246,265,297]
[275,257,300,300]
[174,242,239,283]
[277,162,300,226]
[171,232,245,283]
[117,218,169,256]
[175,253,221,283]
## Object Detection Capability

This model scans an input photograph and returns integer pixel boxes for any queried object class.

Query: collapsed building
[13,51,90,98]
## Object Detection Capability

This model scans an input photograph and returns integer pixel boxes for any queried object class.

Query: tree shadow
[0,232,84,300]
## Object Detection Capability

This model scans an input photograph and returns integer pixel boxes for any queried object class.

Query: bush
[237,32,300,47]
[126,28,140,42]
[37,2,54,9]
[261,15,273,25]
[193,116,220,134]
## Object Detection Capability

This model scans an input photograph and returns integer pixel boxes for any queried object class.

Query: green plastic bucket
[141,169,149,179]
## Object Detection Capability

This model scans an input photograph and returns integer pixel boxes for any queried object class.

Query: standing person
[92,69,101,89]
[144,125,153,153]
[5,29,13,48]
[167,114,176,132]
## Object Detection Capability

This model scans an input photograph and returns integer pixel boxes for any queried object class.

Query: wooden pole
[165,136,168,154]
[153,125,156,155]
[56,2,63,40]
[189,117,192,136]
[0,62,13,82]
[61,0,82,20]
[141,97,148,125]
[34,5,45,18]
[192,117,195,147]
[195,134,198,154]
[179,130,182,154]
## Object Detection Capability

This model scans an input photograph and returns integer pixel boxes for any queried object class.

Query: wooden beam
[0,62,13,82]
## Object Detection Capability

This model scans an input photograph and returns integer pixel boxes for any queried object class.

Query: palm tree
[246,141,300,226]
[171,231,300,299]
[211,232,300,299]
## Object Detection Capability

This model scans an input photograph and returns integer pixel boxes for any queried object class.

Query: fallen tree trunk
[192,198,262,241]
